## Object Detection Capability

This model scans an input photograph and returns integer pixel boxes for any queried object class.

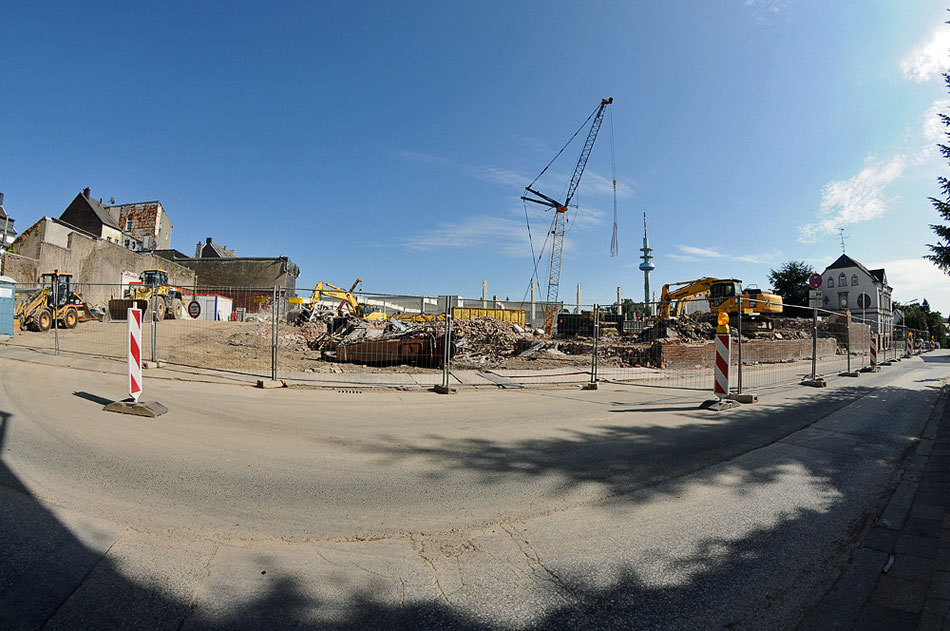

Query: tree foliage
[926,72,950,274]
[768,260,815,310]
[621,298,649,319]
[895,300,948,346]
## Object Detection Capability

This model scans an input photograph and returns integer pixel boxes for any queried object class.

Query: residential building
[820,253,893,345]
[194,237,235,258]
[0,193,16,246]
[108,201,173,251]
[58,188,123,244]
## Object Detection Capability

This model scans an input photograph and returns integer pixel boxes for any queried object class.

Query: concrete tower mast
[638,212,655,314]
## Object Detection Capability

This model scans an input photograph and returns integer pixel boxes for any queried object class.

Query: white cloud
[799,154,907,242]
[401,215,527,253]
[901,25,950,82]
[671,244,781,265]
[874,257,950,314]
[476,167,529,188]
[923,99,950,143]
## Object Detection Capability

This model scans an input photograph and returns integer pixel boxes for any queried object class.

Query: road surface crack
[408,535,451,605]
[501,524,580,605]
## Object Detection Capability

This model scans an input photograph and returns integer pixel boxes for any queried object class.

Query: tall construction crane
[522,97,613,334]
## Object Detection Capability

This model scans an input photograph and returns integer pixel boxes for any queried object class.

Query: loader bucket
[108,299,148,320]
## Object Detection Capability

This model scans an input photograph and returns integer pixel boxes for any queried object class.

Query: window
[828,277,834,288]
[838,292,848,309]
[126,216,133,231]
[858,293,872,309]
[839,273,847,287]
[852,274,859,286]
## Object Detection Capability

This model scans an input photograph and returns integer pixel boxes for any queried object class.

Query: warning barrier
[128,308,142,401]
[714,315,730,398]
[870,334,877,368]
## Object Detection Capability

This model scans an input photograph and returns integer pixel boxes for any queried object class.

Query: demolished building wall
[5,216,195,309]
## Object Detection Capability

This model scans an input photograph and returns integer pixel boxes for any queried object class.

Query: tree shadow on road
[0,377,942,629]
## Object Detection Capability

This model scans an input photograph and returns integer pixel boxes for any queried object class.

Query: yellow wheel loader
[108,269,184,321]
[14,272,98,332]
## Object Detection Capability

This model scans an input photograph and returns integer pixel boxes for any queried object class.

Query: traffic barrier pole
[702,313,741,409]
[714,313,730,398]
[906,330,913,358]
[870,334,877,367]
[128,308,143,402]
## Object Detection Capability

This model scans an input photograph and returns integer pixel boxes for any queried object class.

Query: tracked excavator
[657,277,783,331]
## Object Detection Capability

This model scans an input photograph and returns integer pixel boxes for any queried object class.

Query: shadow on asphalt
[0,377,941,629]
[71,391,113,406]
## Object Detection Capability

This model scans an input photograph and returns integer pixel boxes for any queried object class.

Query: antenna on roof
[837,227,848,253]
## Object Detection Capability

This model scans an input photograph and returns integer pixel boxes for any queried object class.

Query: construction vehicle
[107,269,184,321]
[522,97,614,335]
[657,277,783,330]
[293,279,388,323]
[14,272,97,332]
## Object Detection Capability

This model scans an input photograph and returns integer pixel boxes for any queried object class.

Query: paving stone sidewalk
[801,384,950,630]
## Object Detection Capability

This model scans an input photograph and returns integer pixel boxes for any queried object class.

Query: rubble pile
[451,317,534,359]
[639,314,714,342]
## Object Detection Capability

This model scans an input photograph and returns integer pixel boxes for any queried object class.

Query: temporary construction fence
[2,283,938,395]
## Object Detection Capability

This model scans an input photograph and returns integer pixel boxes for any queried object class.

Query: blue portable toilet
[0,276,15,336]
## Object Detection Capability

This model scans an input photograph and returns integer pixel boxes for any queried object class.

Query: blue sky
[3,1,950,312]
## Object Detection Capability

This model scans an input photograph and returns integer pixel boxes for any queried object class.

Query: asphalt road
[1,351,948,629]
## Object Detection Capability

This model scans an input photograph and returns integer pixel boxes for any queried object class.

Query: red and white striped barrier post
[714,313,730,398]
[128,308,143,402]
[906,331,913,358]
[870,334,877,368]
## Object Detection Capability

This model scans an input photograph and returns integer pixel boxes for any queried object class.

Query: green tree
[767,260,815,311]
[895,300,948,347]
[926,72,950,273]
[621,298,649,320]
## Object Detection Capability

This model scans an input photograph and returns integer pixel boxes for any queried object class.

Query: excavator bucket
[108,298,148,320]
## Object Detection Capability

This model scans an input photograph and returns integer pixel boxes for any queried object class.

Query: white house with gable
[820,254,893,346]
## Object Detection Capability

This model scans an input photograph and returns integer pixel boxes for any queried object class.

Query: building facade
[820,254,893,346]
[108,201,173,251]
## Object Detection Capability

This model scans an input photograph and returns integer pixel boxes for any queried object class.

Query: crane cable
[527,104,600,190]
[522,101,603,302]
[609,106,618,257]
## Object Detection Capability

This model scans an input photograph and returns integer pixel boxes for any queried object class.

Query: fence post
[840,309,859,377]
[151,298,157,364]
[435,296,455,394]
[52,275,60,355]
[584,304,599,390]
[802,307,826,387]
[736,297,743,394]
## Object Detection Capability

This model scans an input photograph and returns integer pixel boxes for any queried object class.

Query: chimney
[83,187,91,199]
[0,192,4,206]
[206,237,213,244]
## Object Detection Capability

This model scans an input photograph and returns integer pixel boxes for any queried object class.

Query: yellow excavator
[296,279,388,322]
[108,269,184,321]
[657,277,783,330]
[14,272,98,332]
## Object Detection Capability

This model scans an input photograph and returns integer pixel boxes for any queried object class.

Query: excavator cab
[709,280,741,309]
[141,269,169,288]
[40,272,73,308]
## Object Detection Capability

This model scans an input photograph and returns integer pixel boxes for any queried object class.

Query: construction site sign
[188,300,201,319]
[809,290,823,309]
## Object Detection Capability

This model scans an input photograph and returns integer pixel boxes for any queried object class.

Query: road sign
[187,300,201,319]
[253,296,267,303]
[809,289,823,309]
[808,273,823,289]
